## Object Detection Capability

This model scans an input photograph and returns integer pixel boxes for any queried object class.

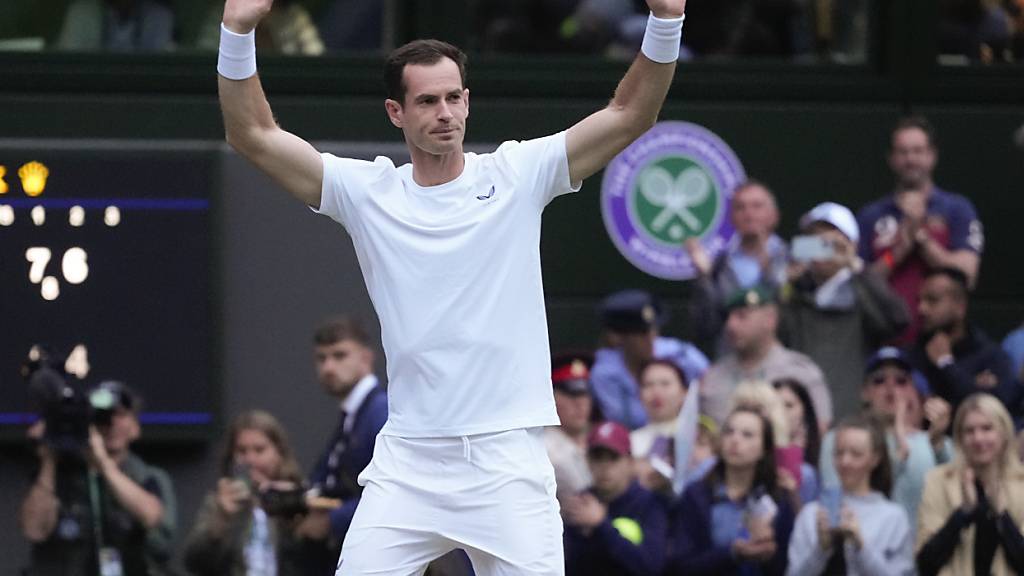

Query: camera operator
[18,380,177,576]
[184,410,316,576]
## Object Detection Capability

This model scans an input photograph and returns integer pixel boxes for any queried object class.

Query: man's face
[862,363,913,417]
[554,389,592,436]
[588,448,633,500]
[918,275,965,334]
[888,127,936,189]
[385,58,469,157]
[619,328,656,363]
[730,184,778,239]
[98,407,139,455]
[314,339,373,398]
[804,222,854,281]
[724,305,776,353]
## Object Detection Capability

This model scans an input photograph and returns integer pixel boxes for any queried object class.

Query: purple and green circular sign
[601,121,745,280]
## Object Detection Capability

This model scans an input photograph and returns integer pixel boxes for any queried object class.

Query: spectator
[317,0,381,52]
[730,381,819,507]
[665,407,796,575]
[197,0,324,55]
[681,0,811,57]
[857,116,984,343]
[183,410,311,576]
[907,267,1021,418]
[19,380,176,576]
[1003,321,1024,382]
[591,289,708,430]
[773,379,821,481]
[55,0,174,51]
[563,421,668,576]
[781,202,910,420]
[699,284,832,432]
[917,393,1024,575]
[305,316,388,573]
[630,359,715,495]
[687,179,789,356]
[786,414,915,575]
[546,353,596,505]
[938,0,1014,63]
[819,347,953,533]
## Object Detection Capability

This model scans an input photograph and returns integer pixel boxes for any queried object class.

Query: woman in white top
[787,414,915,575]
[631,359,714,494]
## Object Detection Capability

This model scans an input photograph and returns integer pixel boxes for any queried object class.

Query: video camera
[22,346,135,455]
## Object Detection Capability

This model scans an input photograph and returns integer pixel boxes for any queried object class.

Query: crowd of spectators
[3,0,1023,63]
[14,114,1024,575]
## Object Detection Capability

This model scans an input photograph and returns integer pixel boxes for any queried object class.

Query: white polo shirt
[315,132,580,437]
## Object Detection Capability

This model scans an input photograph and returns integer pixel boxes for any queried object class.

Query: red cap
[587,421,631,457]
[552,355,591,395]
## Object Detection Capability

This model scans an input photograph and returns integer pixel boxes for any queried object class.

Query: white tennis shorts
[336,427,564,576]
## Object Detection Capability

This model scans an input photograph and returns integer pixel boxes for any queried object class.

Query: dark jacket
[665,479,795,576]
[781,268,909,420]
[26,453,176,576]
[182,495,309,576]
[308,382,388,538]
[564,482,668,576]
[908,325,1022,418]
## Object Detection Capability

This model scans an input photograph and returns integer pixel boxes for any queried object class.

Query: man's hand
[924,397,951,442]
[563,493,607,531]
[87,426,115,471]
[926,332,953,366]
[222,0,273,34]
[646,0,686,18]
[684,238,712,278]
[896,191,927,224]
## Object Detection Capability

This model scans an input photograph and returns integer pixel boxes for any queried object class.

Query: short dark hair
[892,115,938,150]
[313,316,371,347]
[925,267,970,300]
[834,413,893,497]
[384,39,467,105]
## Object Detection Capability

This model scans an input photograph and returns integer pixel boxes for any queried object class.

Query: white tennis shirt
[315,132,580,437]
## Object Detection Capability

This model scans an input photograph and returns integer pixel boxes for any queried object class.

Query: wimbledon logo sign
[600,121,745,280]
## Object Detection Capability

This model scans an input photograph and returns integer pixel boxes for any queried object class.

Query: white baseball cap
[799,202,859,243]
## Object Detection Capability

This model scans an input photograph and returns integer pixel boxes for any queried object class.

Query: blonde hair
[729,380,790,446]
[952,393,1023,475]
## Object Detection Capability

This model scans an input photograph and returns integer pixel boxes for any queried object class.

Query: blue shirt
[591,336,709,430]
[710,484,747,549]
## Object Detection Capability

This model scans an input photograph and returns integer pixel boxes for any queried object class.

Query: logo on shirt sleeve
[476,186,496,201]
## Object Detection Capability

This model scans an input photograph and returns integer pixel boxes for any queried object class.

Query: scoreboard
[0,140,217,441]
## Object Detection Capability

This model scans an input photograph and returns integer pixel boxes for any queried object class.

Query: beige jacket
[917,462,1024,576]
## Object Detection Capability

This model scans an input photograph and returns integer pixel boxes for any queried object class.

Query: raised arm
[218,0,324,208]
[565,0,686,184]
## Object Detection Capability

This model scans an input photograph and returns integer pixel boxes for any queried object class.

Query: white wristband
[640,12,685,64]
[218,23,257,80]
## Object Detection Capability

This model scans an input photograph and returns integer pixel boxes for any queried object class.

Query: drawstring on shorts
[461,436,472,463]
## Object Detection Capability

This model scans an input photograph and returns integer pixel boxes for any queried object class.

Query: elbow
[141,502,166,531]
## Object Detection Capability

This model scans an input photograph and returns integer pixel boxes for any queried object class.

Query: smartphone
[820,487,841,527]
[232,462,252,489]
[791,235,835,262]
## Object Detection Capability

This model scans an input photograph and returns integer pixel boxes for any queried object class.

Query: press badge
[98,547,124,576]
